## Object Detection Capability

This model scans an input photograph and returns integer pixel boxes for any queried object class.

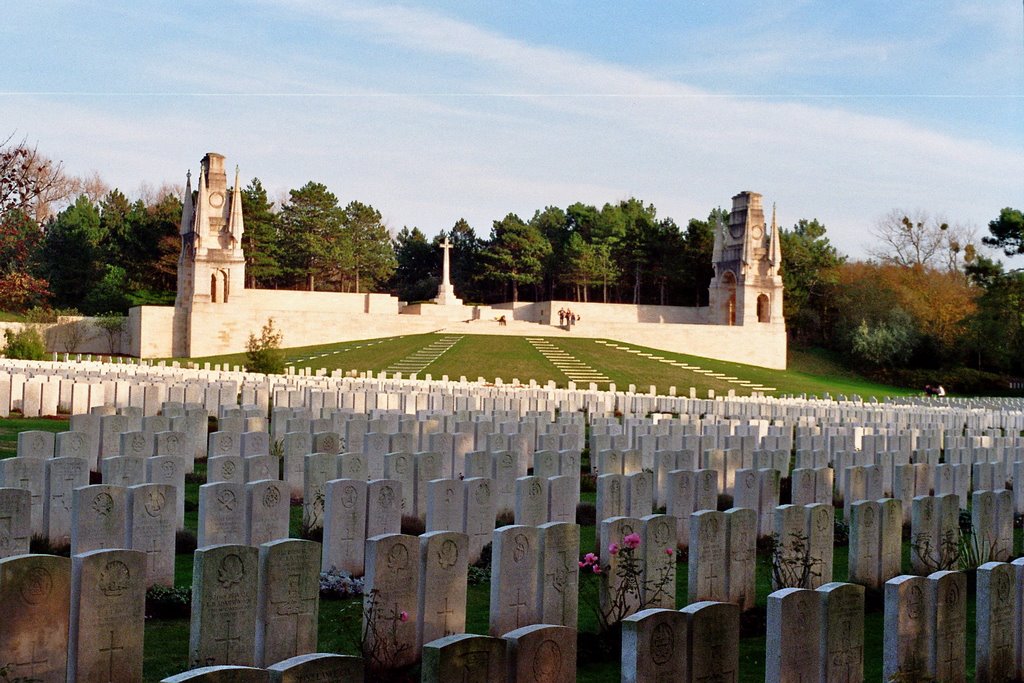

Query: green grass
[174,332,912,399]
[175,335,435,375]
[0,416,72,458]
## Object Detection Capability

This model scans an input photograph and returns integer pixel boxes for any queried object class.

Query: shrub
[93,312,127,354]
[0,272,51,312]
[145,584,191,619]
[468,565,491,586]
[299,523,324,543]
[53,318,88,354]
[868,365,1011,396]
[245,318,285,375]
[29,533,69,556]
[23,306,79,324]
[769,530,824,589]
[495,510,515,527]
[848,310,917,368]
[833,520,850,546]
[82,265,131,314]
[472,543,492,570]
[320,568,365,599]
[2,327,47,360]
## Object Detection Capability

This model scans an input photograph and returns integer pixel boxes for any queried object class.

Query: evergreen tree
[448,218,484,303]
[779,218,846,345]
[677,210,720,307]
[39,195,103,308]
[341,200,395,293]
[649,217,684,305]
[481,213,551,302]
[391,226,437,302]
[240,178,281,287]
[278,182,346,291]
[137,192,182,292]
[529,206,568,300]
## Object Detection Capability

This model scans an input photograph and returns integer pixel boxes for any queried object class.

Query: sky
[2,0,1022,260]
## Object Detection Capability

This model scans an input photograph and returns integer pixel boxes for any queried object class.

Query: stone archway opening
[757,293,770,323]
[721,271,737,325]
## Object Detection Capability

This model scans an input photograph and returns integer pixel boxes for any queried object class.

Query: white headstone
[190,544,259,668]
[255,539,320,667]
[68,548,146,682]
[489,525,540,636]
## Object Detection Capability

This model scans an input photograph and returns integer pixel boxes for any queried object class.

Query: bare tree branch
[868,208,979,272]
[0,134,71,222]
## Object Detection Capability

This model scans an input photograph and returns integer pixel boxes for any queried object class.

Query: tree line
[3,136,1024,385]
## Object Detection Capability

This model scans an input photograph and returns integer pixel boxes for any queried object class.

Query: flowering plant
[580,532,676,632]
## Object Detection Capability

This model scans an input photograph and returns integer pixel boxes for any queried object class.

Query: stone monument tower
[707,191,784,327]
[175,153,246,308]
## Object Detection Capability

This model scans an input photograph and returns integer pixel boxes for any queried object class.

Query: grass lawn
[175,332,911,400]
[0,416,73,458]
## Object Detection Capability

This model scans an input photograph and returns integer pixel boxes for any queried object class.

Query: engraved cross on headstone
[939,637,959,679]
[54,475,78,512]
[510,587,529,628]
[13,640,48,676]
[213,617,242,663]
[272,571,316,653]
[144,536,162,569]
[437,596,455,636]
[99,629,124,680]
[702,564,720,598]
[545,550,573,621]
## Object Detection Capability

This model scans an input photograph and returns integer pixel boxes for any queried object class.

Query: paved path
[285,338,391,367]
[382,335,463,375]
[527,337,611,384]
[593,340,776,392]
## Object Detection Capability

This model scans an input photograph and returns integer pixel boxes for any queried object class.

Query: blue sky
[2,1,1022,260]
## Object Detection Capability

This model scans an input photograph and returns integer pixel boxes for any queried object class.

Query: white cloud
[2,0,1019,263]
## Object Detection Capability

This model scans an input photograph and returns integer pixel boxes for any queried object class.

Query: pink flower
[591,564,602,574]
[399,611,409,622]
[623,533,641,549]
[578,561,586,568]
[584,553,598,564]
[665,548,674,556]
[608,542,620,556]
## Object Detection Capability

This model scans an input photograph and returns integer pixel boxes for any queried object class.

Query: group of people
[558,308,579,329]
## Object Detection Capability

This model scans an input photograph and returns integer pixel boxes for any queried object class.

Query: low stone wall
[492,300,708,325]
[0,318,133,357]
[575,320,787,369]
[176,303,447,358]
[400,303,477,322]
[430,317,788,369]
